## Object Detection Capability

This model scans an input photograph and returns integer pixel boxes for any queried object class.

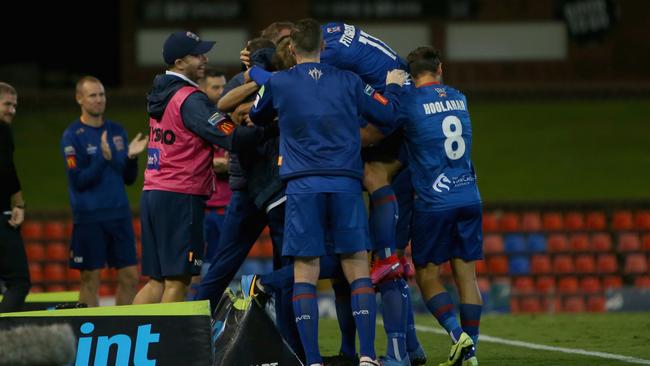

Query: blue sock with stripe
[351,277,377,360]
[460,303,482,358]
[292,282,321,365]
[426,292,463,342]
[378,279,407,361]
[401,280,422,353]
[370,185,398,259]
[332,279,356,358]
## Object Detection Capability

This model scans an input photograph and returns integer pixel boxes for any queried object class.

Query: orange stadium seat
[66,268,81,282]
[558,276,579,294]
[513,277,535,294]
[46,284,67,293]
[132,218,142,238]
[519,297,542,313]
[624,254,648,274]
[30,285,44,293]
[482,212,498,232]
[552,255,574,274]
[498,213,520,232]
[591,233,612,252]
[585,211,607,230]
[542,212,563,231]
[46,242,68,261]
[634,276,650,289]
[536,276,555,293]
[21,221,43,240]
[587,296,606,312]
[542,296,562,313]
[531,255,552,274]
[642,234,650,251]
[64,220,73,238]
[136,240,142,258]
[44,263,66,282]
[580,277,602,294]
[259,239,274,257]
[564,212,585,231]
[603,276,623,289]
[28,263,43,283]
[25,242,45,261]
[510,298,520,313]
[43,221,65,240]
[547,234,569,252]
[575,255,596,273]
[612,210,634,230]
[486,256,508,275]
[618,233,641,252]
[563,296,585,312]
[597,254,618,273]
[569,234,590,252]
[483,235,504,254]
[477,277,490,293]
[635,211,650,230]
[475,259,487,275]
[440,262,452,275]
[99,284,115,297]
[521,212,542,232]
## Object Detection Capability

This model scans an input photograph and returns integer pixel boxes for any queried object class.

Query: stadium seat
[136,240,142,258]
[587,296,606,312]
[569,234,590,252]
[25,242,45,261]
[504,234,527,254]
[46,284,67,293]
[527,234,547,253]
[132,218,142,238]
[547,234,569,252]
[509,256,530,275]
[475,259,487,275]
[519,297,542,313]
[624,254,648,274]
[536,276,555,293]
[642,234,650,251]
[564,212,584,231]
[99,284,115,297]
[498,213,520,232]
[575,254,596,273]
[486,255,509,275]
[531,255,552,274]
[43,221,65,240]
[635,211,650,230]
[618,233,641,252]
[259,239,274,257]
[558,276,579,294]
[521,212,542,232]
[542,212,563,231]
[64,220,73,238]
[101,268,117,280]
[21,221,43,240]
[552,255,574,274]
[28,263,43,283]
[482,212,498,232]
[509,298,520,313]
[580,276,602,294]
[66,268,81,282]
[30,285,44,293]
[513,277,535,294]
[612,210,634,230]
[477,277,490,293]
[542,296,562,313]
[440,261,452,275]
[483,234,504,254]
[44,263,66,282]
[248,242,264,257]
[585,211,607,230]
[591,233,612,252]
[634,276,650,289]
[603,276,623,289]
[596,254,618,273]
[45,242,68,261]
[563,296,585,312]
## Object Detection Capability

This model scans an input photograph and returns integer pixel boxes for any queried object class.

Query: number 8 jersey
[394,81,481,211]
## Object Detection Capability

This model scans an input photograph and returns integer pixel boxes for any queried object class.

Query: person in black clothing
[0,82,30,313]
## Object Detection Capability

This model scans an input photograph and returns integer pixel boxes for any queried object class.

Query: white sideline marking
[415,324,650,365]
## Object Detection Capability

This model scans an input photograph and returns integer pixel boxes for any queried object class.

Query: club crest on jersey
[64,146,76,156]
[308,68,323,81]
[326,26,341,33]
[216,119,236,135]
[364,85,375,96]
[433,173,451,193]
[435,88,447,97]
[112,136,125,151]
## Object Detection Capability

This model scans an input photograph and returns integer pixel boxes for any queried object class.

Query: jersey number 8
[442,115,466,160]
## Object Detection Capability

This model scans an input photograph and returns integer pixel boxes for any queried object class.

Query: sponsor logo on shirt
[64,146,76,156]
[216,119,236,135]
[113,136,125,151]
[433,173,451,193]
[150,127,176,145]
[147,148,161,170]
[66,156,77,169]
[432,172,476,193]
[86,144,98,155]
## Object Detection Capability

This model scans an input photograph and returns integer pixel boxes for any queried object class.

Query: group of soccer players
[137,18,484,366]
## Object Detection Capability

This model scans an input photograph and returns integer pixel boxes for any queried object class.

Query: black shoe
[322,353,358,366]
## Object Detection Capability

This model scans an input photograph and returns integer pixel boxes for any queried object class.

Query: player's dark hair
[247,38,276,54]
[290,18,322,56]
[204,68,226,78]
[261,21,294,44]
[407,46,442,78]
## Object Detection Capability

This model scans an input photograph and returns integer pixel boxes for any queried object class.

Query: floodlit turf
[10,99,650,210]
[318,312,650,366]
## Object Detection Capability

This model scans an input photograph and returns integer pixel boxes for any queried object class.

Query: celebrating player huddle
[136,18,483,366]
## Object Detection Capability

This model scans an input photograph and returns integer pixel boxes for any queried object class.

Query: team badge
[326,26,341,33]
[435,88,447,98]
[147,148,161,170]
[64,146,76,156]
[364,84,375,96]
[112,136,125,151]
[75,128,85,135]
[308,68,323,81]
[208,112,226,126]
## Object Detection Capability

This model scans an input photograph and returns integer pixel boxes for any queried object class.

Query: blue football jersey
[394,82,481,211]
[321,22,408,92]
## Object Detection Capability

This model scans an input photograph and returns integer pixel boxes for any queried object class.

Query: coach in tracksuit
[133,31,277,304]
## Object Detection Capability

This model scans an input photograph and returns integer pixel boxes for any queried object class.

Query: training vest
[144,86,214,196]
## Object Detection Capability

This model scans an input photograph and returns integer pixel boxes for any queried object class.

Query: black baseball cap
[163,31,216,65]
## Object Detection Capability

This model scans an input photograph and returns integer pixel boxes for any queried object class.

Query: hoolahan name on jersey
[423,99,467,115]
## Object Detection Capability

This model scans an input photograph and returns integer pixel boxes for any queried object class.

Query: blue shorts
[69,218,137,270]
[392,168,413,250]
[410,204,483,266]
[283,192,371,257]
[140,190,205,279]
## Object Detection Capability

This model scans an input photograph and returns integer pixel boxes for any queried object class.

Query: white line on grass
[414,324,650,365]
